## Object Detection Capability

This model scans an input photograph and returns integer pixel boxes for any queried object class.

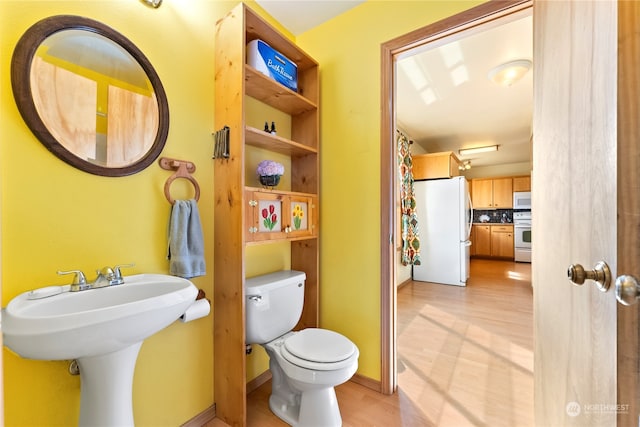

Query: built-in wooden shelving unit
[213,4,320,426]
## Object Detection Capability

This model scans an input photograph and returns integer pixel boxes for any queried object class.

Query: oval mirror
[11,15,169,177]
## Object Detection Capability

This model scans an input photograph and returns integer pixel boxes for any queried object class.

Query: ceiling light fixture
[488,59,532,87]
[458,160,471,171]
[458,145,499,156]
[141,0,162,8]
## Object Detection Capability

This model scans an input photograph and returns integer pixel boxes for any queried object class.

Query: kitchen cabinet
[472,179,493,208]
[214,4,319,424]
[412,151,462,180]
[513,175,531,192]
[245,189,317,242]
[472,177,513,208]
[491,225,514,258]
[472,224,514,259]
[474,225,492,256]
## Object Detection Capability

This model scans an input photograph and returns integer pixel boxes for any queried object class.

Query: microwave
[513,191,531,210]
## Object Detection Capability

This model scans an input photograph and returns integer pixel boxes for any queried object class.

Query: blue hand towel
[168,199,206,278]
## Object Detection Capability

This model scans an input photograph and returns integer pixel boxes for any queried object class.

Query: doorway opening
[379,0,533,399]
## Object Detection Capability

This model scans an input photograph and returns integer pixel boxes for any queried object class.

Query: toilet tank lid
[245,270,306,292]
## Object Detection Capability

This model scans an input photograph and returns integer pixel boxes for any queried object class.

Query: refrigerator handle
[466,191,473,241]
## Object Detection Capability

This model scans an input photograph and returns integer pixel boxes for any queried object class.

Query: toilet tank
[245,270,306,344]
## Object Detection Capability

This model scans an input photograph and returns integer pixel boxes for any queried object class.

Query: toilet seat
[281,328,357,371]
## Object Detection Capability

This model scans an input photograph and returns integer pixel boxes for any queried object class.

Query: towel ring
[159,157,200,205]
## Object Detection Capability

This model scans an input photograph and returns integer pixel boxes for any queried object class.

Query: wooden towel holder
[159,157,200,205]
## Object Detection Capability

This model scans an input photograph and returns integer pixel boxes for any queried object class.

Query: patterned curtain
[397,130,420,266]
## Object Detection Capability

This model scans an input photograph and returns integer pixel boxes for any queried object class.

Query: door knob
[615,274,640,305]
[567,261,611,292]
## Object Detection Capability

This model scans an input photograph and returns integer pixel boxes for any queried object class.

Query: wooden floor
[207,258,533,426]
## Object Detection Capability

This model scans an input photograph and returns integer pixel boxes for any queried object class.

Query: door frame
[381,2,639,425]
[615,1,639,423]
[379,0,533,395]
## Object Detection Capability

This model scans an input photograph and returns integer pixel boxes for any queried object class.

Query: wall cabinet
[245,189,317,242]
[472,177,513,208]
[472,180,493,208]
[214,4,319,425]
[472,224,514,258]
[412,151,462,180]
[513,176,531,192]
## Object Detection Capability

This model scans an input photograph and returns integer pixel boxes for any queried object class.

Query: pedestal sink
[2,273,198,426]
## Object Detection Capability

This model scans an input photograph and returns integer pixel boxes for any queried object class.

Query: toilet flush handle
[247,295,262,302]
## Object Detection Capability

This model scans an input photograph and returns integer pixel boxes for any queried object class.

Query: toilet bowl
[264,329,359,426]
[245,271,360,427]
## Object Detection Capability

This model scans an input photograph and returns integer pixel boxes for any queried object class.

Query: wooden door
[513,176,531,192]
[490,226,513,258]
[474,225,491,257]
[533,1,639,425]
[492,177,513,208]
[471,179,493,208]
[246,191,287,242]
[286,194,316,240]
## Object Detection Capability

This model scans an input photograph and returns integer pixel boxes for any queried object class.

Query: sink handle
[98,266,115,279]
[113,263,135,282]
[57,270,87,285]
[57,270,89,291]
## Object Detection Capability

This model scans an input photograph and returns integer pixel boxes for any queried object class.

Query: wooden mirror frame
[11,15,169,177]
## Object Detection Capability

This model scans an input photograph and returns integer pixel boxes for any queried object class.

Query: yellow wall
[296,0,484,379]
[0,0,485,424]
[0,0,289,425]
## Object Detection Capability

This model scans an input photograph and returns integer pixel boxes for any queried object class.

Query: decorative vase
[259,175,281,187]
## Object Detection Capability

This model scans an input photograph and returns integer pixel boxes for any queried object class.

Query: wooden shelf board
[245,126,318,157]
[244,7,318,71]
[245,66,317,115]
[245,186,317,198]
[246,235,318,246]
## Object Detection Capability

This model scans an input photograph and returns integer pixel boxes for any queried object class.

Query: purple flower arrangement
[257,160,284,187]
[256,160,285,177]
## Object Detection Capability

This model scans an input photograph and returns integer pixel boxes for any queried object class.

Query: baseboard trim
[180,404,216,427]
[180,375,380,425]
[247,370,272,394]
[397,277,412,290]
[350,373,382,393]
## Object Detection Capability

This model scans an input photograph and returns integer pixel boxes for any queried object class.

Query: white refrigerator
[412,176,472,286]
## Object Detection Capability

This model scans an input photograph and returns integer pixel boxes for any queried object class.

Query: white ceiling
[255,2,533,169]
[397,14,533,168]
[256,0,364,36]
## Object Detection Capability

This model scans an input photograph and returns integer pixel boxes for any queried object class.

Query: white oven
[513,211,531,263]
[513,191,532,210]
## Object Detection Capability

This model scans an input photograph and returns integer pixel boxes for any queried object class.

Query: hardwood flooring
[207,258,533,426]
[395,259,533,426]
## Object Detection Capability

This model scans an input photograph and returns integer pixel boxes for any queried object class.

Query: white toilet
[245,270,359,427]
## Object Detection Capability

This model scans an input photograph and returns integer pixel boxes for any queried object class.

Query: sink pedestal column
[76,342,143,426]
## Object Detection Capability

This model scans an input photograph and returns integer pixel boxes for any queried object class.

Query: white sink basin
[2,273,198,360]
[2,273,199,426]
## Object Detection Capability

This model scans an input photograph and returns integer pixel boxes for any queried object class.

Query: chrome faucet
[112,263,135,285]
[93,267,116,288]
[57,270,90,292]
[58,264,135,291]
